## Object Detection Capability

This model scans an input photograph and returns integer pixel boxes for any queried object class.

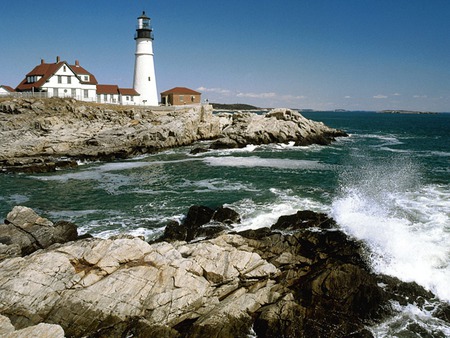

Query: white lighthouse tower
[133,11,158,106]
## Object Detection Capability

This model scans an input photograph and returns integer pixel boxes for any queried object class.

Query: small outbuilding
[96,84,140,105]
[160,87,201,106]
[0,85,15,96]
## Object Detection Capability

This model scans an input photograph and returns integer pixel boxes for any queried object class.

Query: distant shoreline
[378,110,439,115]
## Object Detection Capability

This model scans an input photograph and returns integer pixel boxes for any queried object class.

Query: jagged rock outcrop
[0,206,77,260]
[210,108,348,149]
[0,206,448,337]
[161,205,241,242]
[0,98,347,173]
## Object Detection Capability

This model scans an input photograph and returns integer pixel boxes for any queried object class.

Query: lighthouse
[133,11,158,106]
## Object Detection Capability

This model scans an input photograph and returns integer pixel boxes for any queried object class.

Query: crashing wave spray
[331,153,450,301]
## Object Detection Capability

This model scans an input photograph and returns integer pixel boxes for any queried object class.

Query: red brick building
[160,87,201,106]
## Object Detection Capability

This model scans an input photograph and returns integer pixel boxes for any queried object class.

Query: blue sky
[1,0,449,111]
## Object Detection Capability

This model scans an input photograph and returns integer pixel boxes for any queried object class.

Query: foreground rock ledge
[1,207,445,337]
[0,98,347,173]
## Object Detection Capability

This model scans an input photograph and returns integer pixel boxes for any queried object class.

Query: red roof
[16,59,98,91]
[119,88,139,96]
[96,86,140,96]
[160,87,201,95]
[69,64,98,84]
[0,85,15,92]
[97,84,119,95]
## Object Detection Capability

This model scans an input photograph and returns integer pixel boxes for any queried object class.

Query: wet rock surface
[0,206,447,337]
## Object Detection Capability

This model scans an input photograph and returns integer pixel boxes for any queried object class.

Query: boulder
[0,206,77,258]
[190,147,209,155]
[0,315,65,338]
[161,205,238,242]
[212,206,241,224]
[272,210,336,230]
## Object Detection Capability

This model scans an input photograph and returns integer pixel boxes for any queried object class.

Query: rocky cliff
[1,206,447,337]
[0,98,347,173]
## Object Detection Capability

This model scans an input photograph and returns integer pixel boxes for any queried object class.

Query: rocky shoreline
[1,206,448,337]
[0,98,347,173]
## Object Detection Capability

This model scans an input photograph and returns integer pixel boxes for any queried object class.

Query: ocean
[0,111,449,336]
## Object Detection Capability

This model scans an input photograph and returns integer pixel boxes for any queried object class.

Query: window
[179,95,184,102]
[148,76,151,81]
[67,76,71,84]
[84,75,89,81]
[71,88,76,97]
[58,75,62,84]
[126,96,130,101]
[53,88,58,97]
[104,94,107,101]
[27,76,38,83]
[63,66,67,72]
[84,90,88,98]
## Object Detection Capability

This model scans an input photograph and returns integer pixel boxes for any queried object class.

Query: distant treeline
[211,103,259,110]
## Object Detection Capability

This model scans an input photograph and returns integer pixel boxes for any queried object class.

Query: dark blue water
[0,111,449,335]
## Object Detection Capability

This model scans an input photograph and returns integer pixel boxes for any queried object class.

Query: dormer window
[84,75,89,81]
[27,75,40,83]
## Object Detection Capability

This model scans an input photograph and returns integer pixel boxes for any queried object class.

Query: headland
[0,97,347,173]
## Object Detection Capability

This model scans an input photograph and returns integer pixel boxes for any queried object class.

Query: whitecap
[177,178,258,193]
[228,189,329,231]
[203,156,329,170]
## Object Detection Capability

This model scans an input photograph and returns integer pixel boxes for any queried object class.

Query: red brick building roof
[160,87,201,95]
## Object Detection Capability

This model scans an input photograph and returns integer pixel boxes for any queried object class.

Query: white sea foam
[178,178,258,193]
[331,159,450,301]
[370,301,450,337]
[429,151,450,157]
[205,144,259,156]
[4,194,30,205]
[76,215,167,241]
[229,188,329,231]
[203,156,329,170]
[31,158,201,182]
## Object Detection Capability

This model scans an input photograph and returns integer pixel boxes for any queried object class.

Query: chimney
[56,56,60,63]
[41,59,45,64]
[75,60,79,67]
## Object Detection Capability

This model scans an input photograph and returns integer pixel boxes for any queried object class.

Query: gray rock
[0,206,77,257]
[0,314,65,338]
[211,108,347,149]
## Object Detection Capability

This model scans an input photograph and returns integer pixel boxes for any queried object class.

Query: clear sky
[1,0,449,111]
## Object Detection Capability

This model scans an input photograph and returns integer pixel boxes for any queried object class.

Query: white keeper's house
[14,11,159,106]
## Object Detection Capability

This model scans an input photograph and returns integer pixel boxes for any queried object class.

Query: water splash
[331,154,450,301]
